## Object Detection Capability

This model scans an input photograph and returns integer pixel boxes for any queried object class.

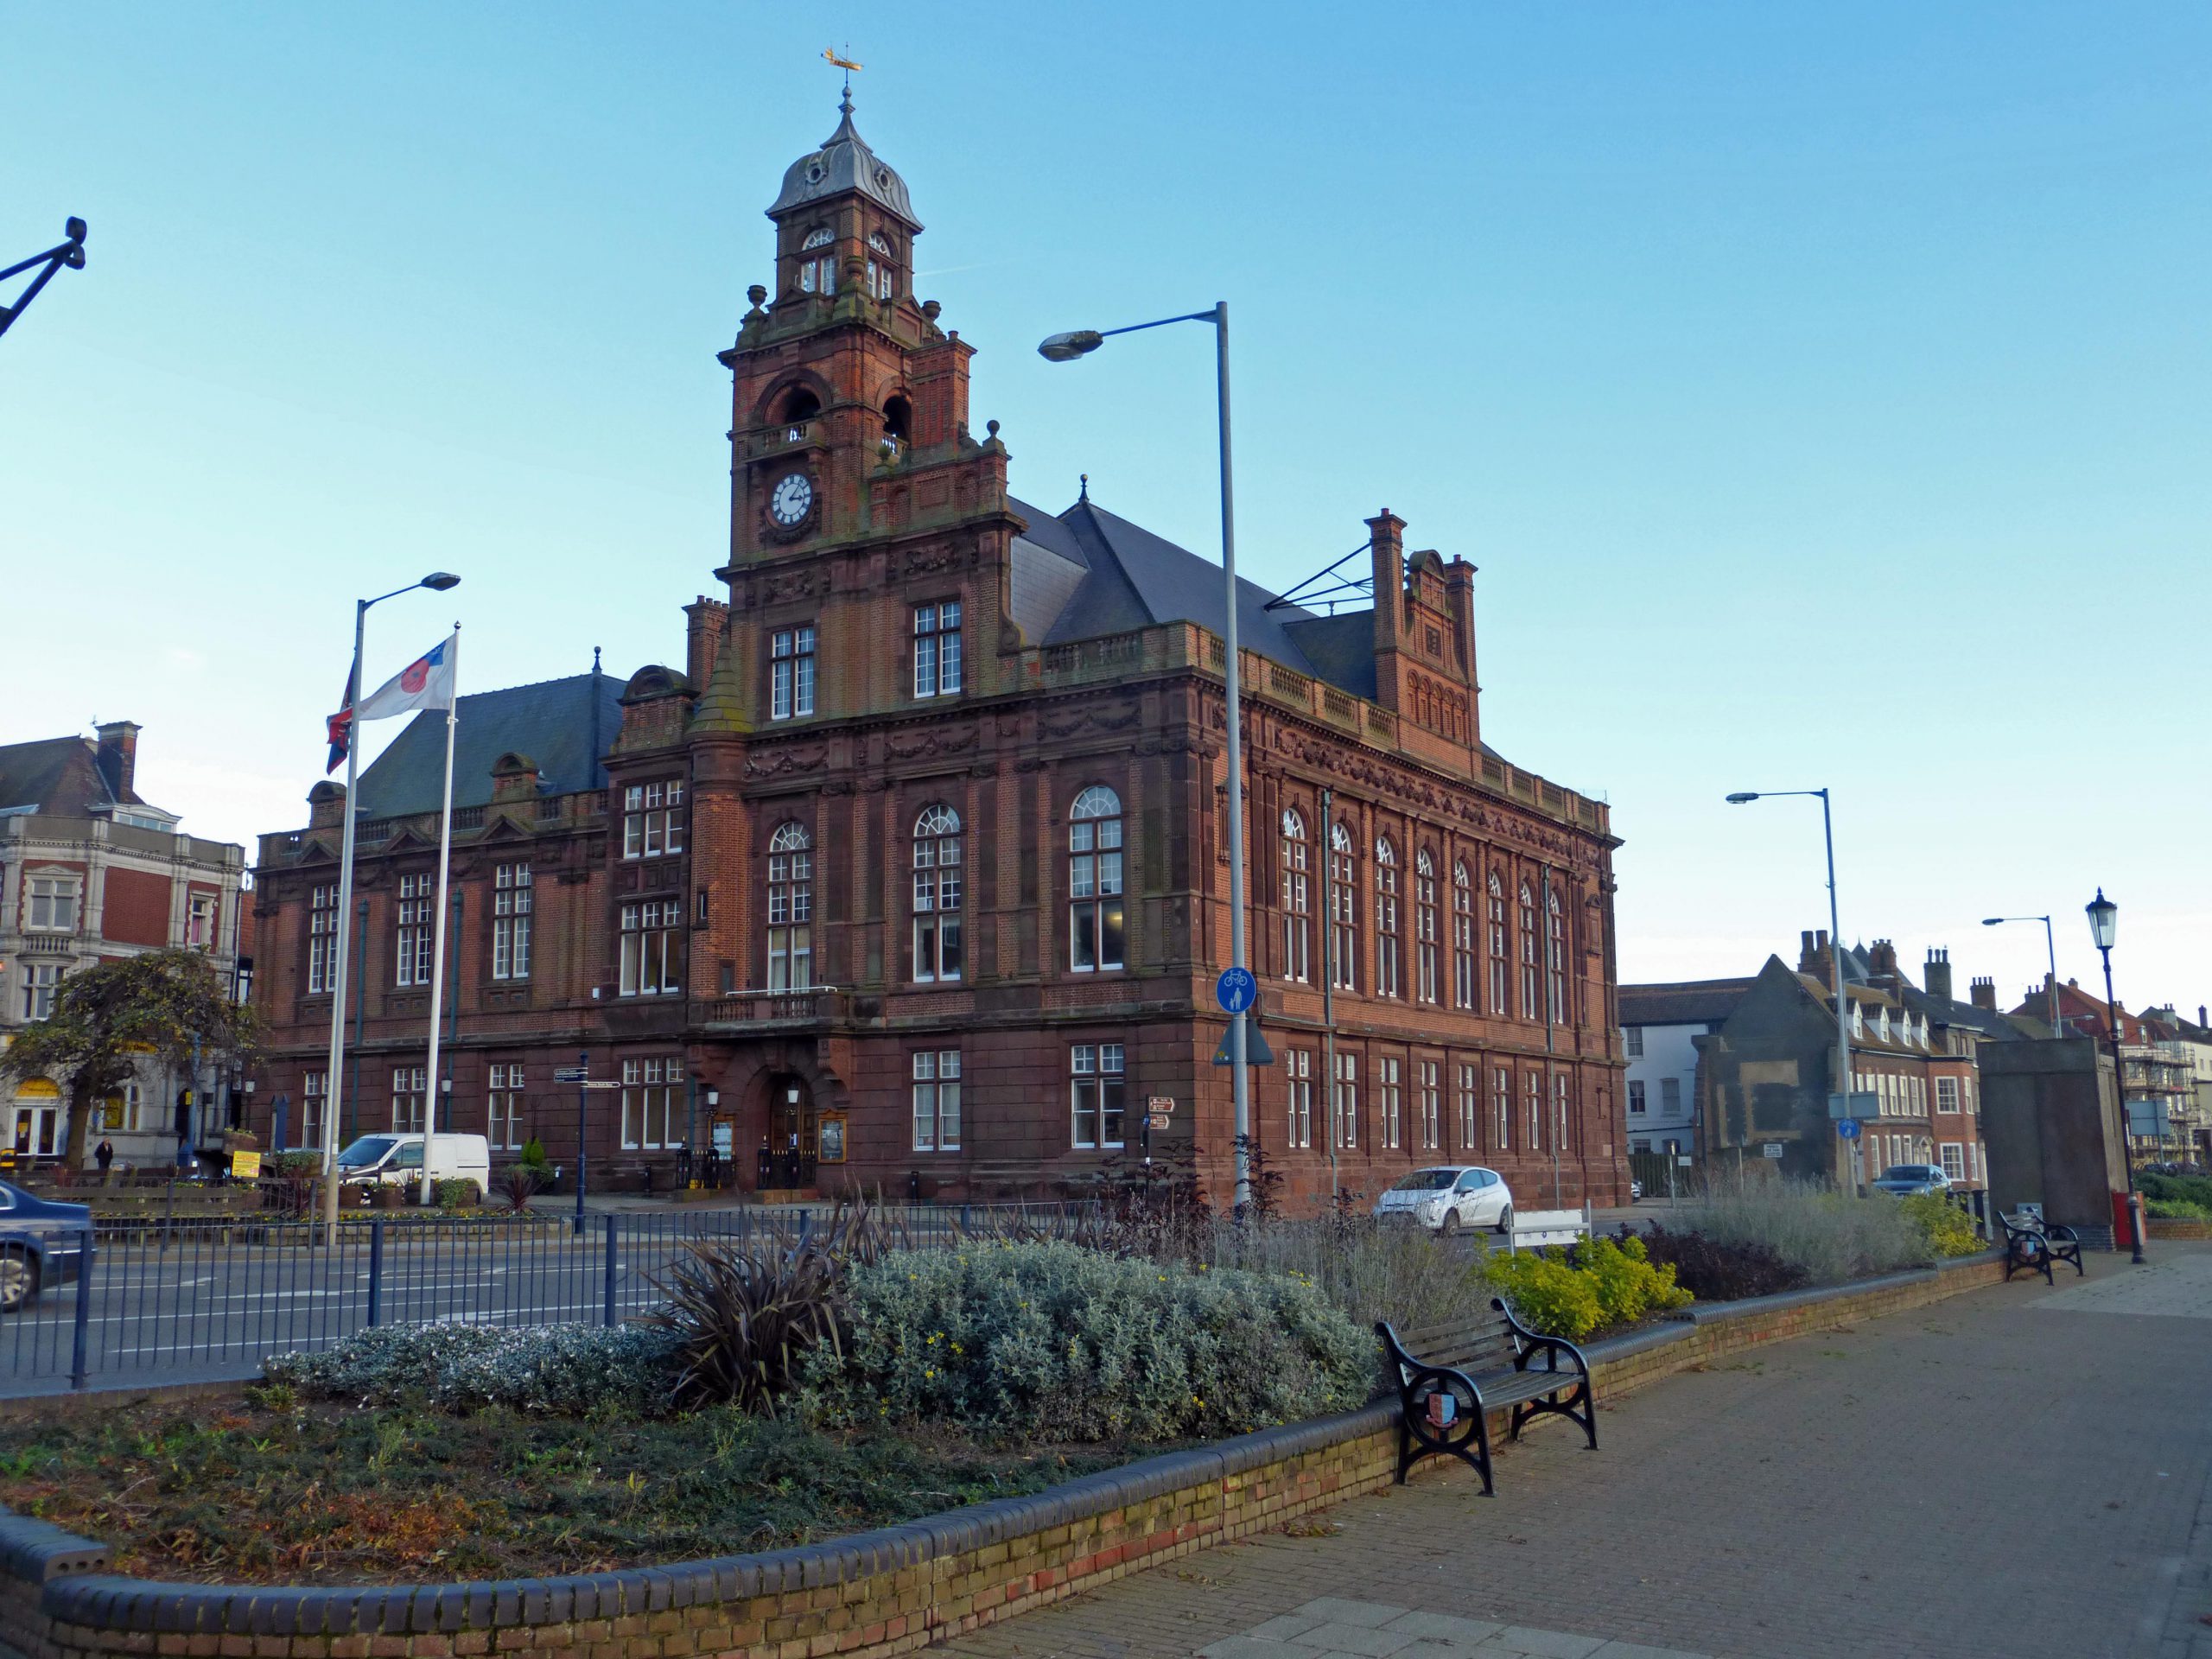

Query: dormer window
[798,226,836,294]
[866,232,898,300]
[1851,1002,1866,1040]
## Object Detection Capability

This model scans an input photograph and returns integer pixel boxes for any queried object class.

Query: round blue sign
[1216,967,1257,1014]
[1837,1118,1860,1141]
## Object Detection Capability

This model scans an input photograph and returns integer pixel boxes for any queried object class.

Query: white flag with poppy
[357,633,459,720]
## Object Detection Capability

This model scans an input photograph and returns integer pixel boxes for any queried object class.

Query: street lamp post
[1726,789,1857,1190]
[319,572,463,1232]
[2085,889,2144,1264]
[0,217,87,343]
[1980,915,2059,1032]
[1040,304,1250,1212]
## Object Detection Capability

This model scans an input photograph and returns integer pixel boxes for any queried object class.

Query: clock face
[769,472,815,528]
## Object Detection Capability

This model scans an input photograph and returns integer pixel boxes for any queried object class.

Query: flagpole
[419,627,461,1206]
[320,620,366,1236]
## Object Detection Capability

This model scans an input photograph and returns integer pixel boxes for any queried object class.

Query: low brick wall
[0,1253,2005,1659]
[2147,1217,2212,1241]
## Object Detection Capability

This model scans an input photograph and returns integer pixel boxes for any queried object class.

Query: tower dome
[767,91,918,230]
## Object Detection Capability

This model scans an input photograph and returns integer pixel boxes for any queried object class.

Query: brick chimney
[1970,976,1997,1012]
[1924,948,1952,1001]
[94,721,141,800]
[1869,938,1899,978]
[1797,929,1834,982]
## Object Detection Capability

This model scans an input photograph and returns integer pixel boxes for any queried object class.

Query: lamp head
[2085,888,2118,952]
[420,572,461,592]
[1981,918,2003,926]
[1724,791,1758,804]
[1038,330,1104,363]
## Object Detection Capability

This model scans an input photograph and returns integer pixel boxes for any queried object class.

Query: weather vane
[823,46,861,100]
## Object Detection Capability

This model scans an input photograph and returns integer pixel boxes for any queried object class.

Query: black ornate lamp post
[2085,888,2144,1264]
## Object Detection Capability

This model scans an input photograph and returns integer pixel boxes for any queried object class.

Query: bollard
[603,1213,618,1327]
[68,1226,93,1391]
[797,1208,810,1247]
[367,1217,385,1326]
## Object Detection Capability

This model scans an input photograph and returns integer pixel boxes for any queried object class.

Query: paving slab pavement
[943,1245,2212,1659]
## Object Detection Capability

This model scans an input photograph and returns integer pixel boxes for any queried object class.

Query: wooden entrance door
[760,1075,817,1191]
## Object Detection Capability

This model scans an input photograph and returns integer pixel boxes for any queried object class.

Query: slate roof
[1011,493,1384,701]
[1619,978,1758,1028]
[355,671,625,819]
[0,734,153,817]
[766,94,918,227]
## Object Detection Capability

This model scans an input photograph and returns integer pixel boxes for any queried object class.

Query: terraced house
[245,95,1628,1208]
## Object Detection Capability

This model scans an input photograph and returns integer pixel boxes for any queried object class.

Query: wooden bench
[1376,1299,1598,1497]
[1997,1211,2083,1284]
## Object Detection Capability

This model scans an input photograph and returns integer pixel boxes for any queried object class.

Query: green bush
[517,1137,550,1171]
[1675,1177,1933,1283]
[1895,1193,1984,1256]
[1202,1215,1494,1334]
[435,1178,480,1210]
[808,1242,1373,1442]
[1485,1234,1691,1340]
[1485,1249,1602,1340]
[2139,1172,2212,1211]
[264,1323,682,1415]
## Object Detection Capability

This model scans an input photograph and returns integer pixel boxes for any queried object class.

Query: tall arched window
[766,823,813,992]
[1518,880,1540,1019]
[911,804,963,982]
[1328,821,1358,993]
[1452,861,1475,1009]
[1487,871,1510,1014]
[1280,809,1310,982]
[1414,849,1440,1005]
[1546,885,1567,1024]
[1069,785,1124,973]
[1374,836,1400,999]
[798,226,836,294]
[866,231,898,300]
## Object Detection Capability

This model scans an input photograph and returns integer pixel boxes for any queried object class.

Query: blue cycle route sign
[1837,1118,1860,1141]
[1215,966,1257,1014]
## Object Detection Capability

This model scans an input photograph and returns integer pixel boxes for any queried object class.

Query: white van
[333,1133,491,1203]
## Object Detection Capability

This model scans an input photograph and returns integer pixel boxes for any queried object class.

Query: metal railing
[0,1201,1103,1396]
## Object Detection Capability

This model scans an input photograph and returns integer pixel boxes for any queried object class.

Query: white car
[1373,1166,1515,1236]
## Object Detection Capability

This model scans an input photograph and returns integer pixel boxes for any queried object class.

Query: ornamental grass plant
[1675,1174,1933,1284]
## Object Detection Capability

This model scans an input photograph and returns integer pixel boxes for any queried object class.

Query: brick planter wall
[0,1253,2003,1659]
[2147,1217,2212,1241]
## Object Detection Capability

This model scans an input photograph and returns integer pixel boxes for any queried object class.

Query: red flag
[325,661,358,774]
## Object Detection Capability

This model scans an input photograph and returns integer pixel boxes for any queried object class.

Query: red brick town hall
[246,99,1629,1210]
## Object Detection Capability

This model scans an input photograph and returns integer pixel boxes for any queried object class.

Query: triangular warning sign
[1211,1022,1274,1067]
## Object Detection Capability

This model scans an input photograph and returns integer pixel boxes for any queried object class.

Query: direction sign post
[573,1051,589,1235]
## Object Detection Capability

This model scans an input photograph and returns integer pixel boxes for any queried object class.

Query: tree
[0,949,258,1170]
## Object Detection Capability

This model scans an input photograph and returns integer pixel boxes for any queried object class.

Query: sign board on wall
[1762,1143,1784,1160]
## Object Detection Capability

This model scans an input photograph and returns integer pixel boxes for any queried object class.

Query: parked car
[334,1133,491,1204]
[1373,1166,1514,1236]
[0,1179,91,1313]
[1870,1164,1951,1198]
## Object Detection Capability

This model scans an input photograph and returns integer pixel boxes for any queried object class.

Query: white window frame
[308,883,339,995]
[622,779,686,860]
[1332,1052,1358,1150]
[487,1062,524,1150]
[1377,1055,1402,1149]
[770,626,817,721]
[1328,821,1358,993]
[1417,1058,1440,1151]
[20,962,65,1021]
[1660,1076,1681,1115]
[620,1057,677,1151]
[1068,786,1125,974]
[619,899,682,997]
[766,823,814,992]
[23,874,79,933]
[1938,1141,1965,1182]
[912,1051,962,1151]
[1936,1076,1961,1114]
[1623,1026,1643,1058]
[1456,1063,1478,1152]
[1628,1079,1647,1115]
[1070,1043,1125,1150]
[1286,1050,1313,1148]
[911,804,964,983]
[1374,837,1400,999]
[912,601,963,698]
[396,874,433,988]
[492,863,532,981]
[391,1065,427,1134]
[1414,849,1439,1004]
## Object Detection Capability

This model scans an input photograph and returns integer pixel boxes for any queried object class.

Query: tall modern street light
[1040,303,1249,1211]
[0,216,87,343]
[1726,789,1859,1189]
[2085,889,2144,1264]
[1980,914,2059,1032]
[319,572,463,1231]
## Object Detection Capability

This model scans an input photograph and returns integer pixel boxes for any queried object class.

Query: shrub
[644,1236,846,1413]
[1574,1233,1693,1325]
[493,1164,540,1213]
[1637,1224,1807,1300]
[1202,1214,1494,1334]
[1895,1193,1984,1257]
[2139,1172,2212,1212]
[1484,1250,1602,1341]
[809,1242,1372,1442]
[1674,1177,1932,1283]
[517,1137,550,1172]
[435,1178,480,1210]
[264,1323,681,1415]
[2145,1197,2212,1221]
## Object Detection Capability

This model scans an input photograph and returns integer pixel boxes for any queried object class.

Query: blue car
[0,1180,91,1313]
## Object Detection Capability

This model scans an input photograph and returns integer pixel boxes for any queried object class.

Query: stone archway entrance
[760,1072,817,1193]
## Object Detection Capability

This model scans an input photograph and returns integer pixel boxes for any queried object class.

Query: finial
[823,46,861,114]
[1078,473,1089,502]
[592,645,602,675]
[986,419,1000,439]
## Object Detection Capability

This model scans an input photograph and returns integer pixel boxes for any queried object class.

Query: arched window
[775,385,821,442]
[1452,860,1475,1010]
[1373,836,1400,999]
[1069,785,1124,973]
[866,231,897,300]
[1414,849,1440,1005]
[798,226,836,295]
[1280,809,1310,982]
[1328,821,1358,993]
[1487,871,1510,1014]
[1518,880,1540,1019]
[912,804,963,982]
[1547,886,1567,1024]
[882,394,912,447]
[766,823,812,992]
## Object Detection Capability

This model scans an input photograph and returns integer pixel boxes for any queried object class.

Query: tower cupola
[765,90,919,309]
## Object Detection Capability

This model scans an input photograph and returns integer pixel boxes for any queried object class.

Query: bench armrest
[2044,1224,2081,1243]
[1492,1296,1591,1376]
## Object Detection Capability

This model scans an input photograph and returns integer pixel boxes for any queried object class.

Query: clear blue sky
[5,2,2206,1014]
